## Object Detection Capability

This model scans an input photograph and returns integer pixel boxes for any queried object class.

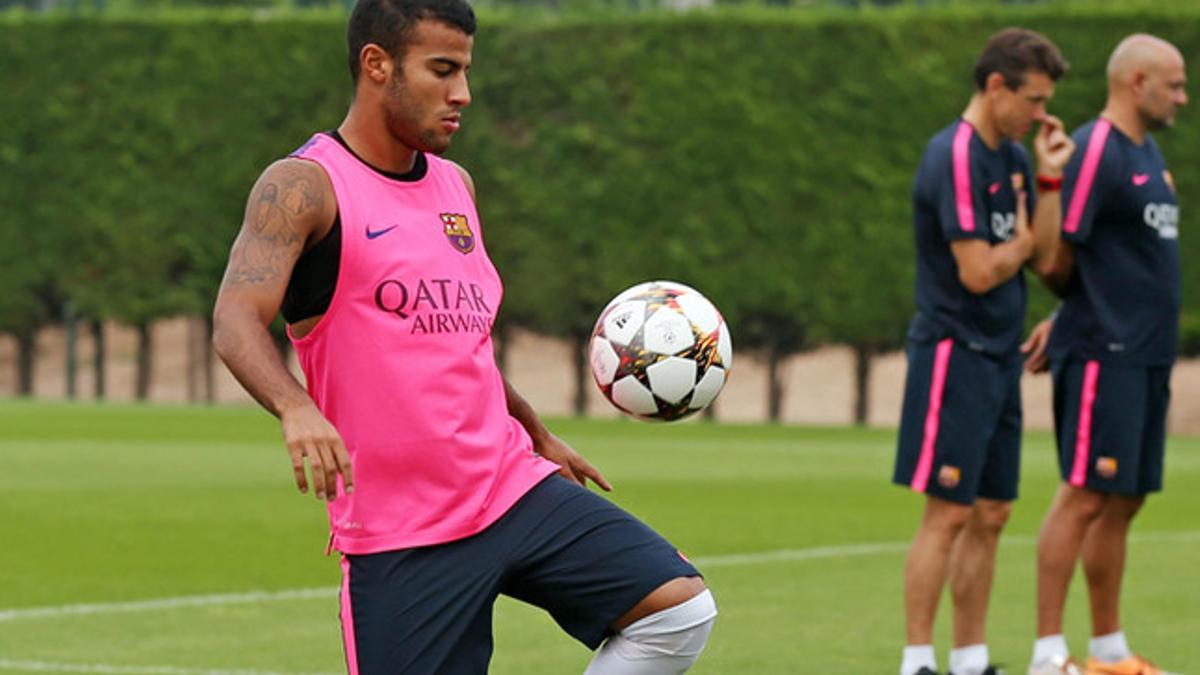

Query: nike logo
[1132,173,1151,186]
[988,182,1002,195]
[366,224,399,239]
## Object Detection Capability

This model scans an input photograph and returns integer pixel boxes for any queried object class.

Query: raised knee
[584,590,716,674]
[608,589,717,663]
[625,589,716,657]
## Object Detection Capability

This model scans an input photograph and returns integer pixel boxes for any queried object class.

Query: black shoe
[946,667,1004,675]
[916,669,940,675]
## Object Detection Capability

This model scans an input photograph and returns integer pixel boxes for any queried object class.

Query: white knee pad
[583,589,717,675]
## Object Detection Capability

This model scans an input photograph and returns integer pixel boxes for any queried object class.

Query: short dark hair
[347,0,477,83]
[973,27,1069,91]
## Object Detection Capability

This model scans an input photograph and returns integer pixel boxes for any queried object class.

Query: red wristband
[1036,175,1063,192]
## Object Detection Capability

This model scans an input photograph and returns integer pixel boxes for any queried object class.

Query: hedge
[2,5,1198,399]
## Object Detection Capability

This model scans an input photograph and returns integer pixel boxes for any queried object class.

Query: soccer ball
[589,281,733,421]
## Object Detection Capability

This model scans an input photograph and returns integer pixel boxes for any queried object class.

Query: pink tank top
[288,133,558,554]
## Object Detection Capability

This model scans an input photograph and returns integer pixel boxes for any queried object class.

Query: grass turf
[1,401,1196,673]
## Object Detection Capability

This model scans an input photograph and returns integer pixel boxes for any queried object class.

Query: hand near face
[1035,114,1075,177]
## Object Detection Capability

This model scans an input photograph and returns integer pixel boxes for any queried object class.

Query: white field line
[0,661,339,675]
[0,588,335,623]
[0,531,1196,675]
[1,529,1196,626]
[690,528,1200,567]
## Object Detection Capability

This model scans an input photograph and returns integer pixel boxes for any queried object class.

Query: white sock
[900,644,936,675]
[949,643,989,675]
[1032,634,1071,666]
[1089,631,1132,663]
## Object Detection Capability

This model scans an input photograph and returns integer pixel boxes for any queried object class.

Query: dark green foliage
[1,5,1198,372]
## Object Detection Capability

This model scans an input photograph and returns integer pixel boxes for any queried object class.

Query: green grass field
[1,401,1197,674]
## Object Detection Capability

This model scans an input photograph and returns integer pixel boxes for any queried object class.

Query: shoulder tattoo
[223,162,326,286]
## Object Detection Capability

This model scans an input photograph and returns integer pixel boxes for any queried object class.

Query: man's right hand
[280,403,355,501]
[213,157,349,502]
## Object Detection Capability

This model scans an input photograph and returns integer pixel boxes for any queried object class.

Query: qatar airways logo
[374,277,494,335]
[1144,203,1179,239]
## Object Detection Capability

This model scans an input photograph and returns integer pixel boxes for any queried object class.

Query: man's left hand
[534,433,613,491]
[1021,318,1055,373]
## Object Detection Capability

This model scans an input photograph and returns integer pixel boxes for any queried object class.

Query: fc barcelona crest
[441,213,475,254]
[938,465,961,489]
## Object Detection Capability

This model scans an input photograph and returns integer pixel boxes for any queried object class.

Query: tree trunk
[92,319,106,400]
[203,314,215,404]
[853,345,872,426]
[16,328,35,397]
[187,316,199,403]
[572,333,588,417]
[766,344,783,423]
[64,303,78,399]
[135,322,152,401]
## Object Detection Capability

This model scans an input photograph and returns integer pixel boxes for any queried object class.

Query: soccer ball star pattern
[590,281,733,421]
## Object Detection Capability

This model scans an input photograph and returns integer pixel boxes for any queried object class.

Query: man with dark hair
[892,27,1073,675]
[212,0,716,672]
[1023,33,1187,675]
[972,27,1070,91]
[345,0,476,83]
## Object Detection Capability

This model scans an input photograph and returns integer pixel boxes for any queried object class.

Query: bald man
[1024,34,1187,675]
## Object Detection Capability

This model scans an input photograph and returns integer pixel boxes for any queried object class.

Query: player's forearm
[213,307,313,418]
[1029,192,1064,277]
[959,236,1032,294]
[1037,245,1074,298]
[989,238,1034,286]
[503,378,551,444]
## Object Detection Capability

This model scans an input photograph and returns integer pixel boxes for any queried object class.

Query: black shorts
[1052,359,1170,495]
[338,474,700,674]
[893,338,1022,504]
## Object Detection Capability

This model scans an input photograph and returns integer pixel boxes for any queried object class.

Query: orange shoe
[1085,655,1176,675]
[1028,655,1084,675]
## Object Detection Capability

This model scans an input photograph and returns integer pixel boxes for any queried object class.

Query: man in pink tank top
[212,0,714,673]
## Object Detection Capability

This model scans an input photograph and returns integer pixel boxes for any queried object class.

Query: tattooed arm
[213,158,353,501]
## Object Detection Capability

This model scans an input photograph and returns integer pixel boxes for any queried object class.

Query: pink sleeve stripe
[1064,120,1112,234]
[911,338,955,493]
[1069,360,1102,487]
[952,122,976,232]
[340,556,360,675]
